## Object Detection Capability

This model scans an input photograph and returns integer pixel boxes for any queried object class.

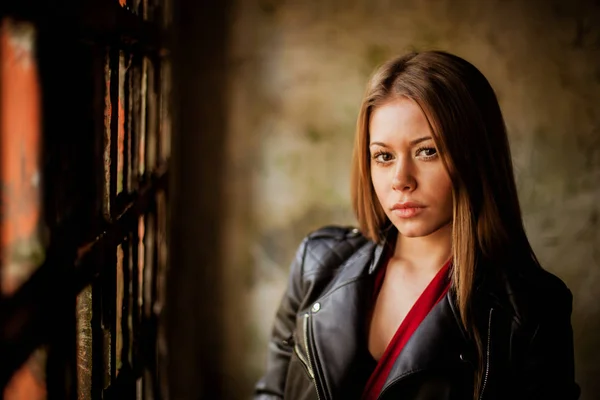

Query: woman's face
[369,97,453,238]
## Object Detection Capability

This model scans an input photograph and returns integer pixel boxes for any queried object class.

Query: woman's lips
[391,202,425,218]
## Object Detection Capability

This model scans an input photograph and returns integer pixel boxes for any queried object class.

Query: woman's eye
[373,151,393,163]
[416,147,437,159]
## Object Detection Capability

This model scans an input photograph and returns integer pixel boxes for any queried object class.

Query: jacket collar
[368,226,396,275]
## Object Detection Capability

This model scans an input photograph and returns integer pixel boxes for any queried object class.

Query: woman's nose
[391,161,416,192]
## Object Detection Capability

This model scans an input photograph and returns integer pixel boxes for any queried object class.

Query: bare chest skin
[367,258,439,361]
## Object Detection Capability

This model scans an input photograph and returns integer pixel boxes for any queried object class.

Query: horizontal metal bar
[0,166,168,387]
[1,0,167,55]
[77,1,167,55]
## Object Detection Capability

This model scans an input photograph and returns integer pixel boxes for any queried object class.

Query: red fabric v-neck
[361,257,452,400]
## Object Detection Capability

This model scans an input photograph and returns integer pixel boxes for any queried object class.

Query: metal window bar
[0,0,171,399]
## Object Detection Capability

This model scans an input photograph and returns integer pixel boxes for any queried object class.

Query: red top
[361,256,452,400]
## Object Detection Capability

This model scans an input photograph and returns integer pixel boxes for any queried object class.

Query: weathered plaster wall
[221,0,600,397]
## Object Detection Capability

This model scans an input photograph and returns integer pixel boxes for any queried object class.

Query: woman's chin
[393,224,431,238]
[392,219,450,238]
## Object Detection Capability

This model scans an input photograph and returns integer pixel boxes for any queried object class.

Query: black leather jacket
[254,226,580,400]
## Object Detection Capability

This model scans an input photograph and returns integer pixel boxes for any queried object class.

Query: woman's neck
[392,223,453,273]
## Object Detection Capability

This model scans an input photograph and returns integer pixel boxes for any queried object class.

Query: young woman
[254,51,580,400]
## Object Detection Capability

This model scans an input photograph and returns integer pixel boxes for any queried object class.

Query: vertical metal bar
[137,216,147,400]
[102,50,112,221]
[108,47,120,387]
[91,279,104,400]
[93,260,112,398]
[76,285,93,400]
[145,214,155,314]
[156,191,167,314]
[92,44,106,229]
[133,0,142,16]
[162,0,173,30]
[139,53,153,394]
[139,58,148,177]
[125,55,134,194]
[154,49,169,400]
[132,58,141,183]
[158,59,171,164]
[154,30,170,399]
[154,190,167,399]
[144,211,156,400]
[101,47,120,394]
[109,46,119,216]
[117,51,127,196]
[140,217,150,318]
[134,219,142,326]
[142,0,149,21]
[129,58,139,192]
[123,235,133,370]
[90,45,108,400]
[116,244,124,376]
[131,218,142,400]
[64,36,104,400]
[0,17,46,400]
[145,57,157,173]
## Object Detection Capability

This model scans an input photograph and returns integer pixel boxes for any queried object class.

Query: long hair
[350,51,540,398]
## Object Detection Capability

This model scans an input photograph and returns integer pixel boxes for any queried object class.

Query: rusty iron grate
[0,0,171,399]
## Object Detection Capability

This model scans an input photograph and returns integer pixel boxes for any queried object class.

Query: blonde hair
[350,51,540,398]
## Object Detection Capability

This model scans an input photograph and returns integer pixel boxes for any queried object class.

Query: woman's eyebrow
[370,136,433,147]
[409,136,433,146]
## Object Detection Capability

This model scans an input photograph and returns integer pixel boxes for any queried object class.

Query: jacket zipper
[479,308,493,400]
[303,312,322,400]
[304,312,327,400]
[294,343,314,380]
[292,315,316,382]
[294,327,313,380]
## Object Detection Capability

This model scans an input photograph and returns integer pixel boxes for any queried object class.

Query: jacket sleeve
[520,288,580,400]
[254,237,308,399]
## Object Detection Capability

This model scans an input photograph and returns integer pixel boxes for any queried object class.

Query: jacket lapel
[308,240,385,398]
[380,291,472,393]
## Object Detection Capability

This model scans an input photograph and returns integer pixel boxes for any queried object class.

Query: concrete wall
[218,0,600,398]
